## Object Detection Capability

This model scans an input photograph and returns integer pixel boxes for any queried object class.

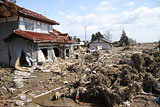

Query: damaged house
[0,2,76,67]
[88,37,112,50]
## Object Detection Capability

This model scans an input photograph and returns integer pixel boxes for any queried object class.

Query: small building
[88,38,112,50]
[0,2,76,67]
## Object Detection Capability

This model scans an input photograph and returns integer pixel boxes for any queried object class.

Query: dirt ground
[0,43,160,107]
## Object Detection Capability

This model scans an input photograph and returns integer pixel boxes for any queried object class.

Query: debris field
[0,43,160,107]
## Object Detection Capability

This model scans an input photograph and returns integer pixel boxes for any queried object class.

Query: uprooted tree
[0,0,18,18]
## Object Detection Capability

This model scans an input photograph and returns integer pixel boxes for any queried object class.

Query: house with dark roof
[88,38,112,50]
[0,1,76,67]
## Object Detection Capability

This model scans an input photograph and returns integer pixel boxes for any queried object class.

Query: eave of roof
[89,37,112,44]
[5,29,77,44]
[100,38,112,43]
[18,7,60,25]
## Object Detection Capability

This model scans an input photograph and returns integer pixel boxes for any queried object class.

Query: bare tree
[104,31,112,40]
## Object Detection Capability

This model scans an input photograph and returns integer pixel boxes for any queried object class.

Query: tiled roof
[52,28,62,36]
[18,7,59,25]
[12,29,77,44]
[0,1,59,25]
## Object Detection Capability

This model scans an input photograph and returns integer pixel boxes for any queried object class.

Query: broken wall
[8,37,35,67]
[48,48,56,61]
[0,21,18,66]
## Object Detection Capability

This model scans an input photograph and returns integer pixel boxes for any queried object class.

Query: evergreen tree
[76,38,81,43]
[119,29,129,46]
[91,31,104,41]
[91,34,96,41]
[95,31,103,39]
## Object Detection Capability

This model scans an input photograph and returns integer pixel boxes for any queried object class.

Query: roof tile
[13,29,77,44]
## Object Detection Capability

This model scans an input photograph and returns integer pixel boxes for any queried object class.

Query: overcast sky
[16,0,160,42]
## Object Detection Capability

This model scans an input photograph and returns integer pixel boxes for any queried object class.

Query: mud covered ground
[0,43,160,107]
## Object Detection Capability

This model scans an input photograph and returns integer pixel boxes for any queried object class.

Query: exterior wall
[0,17,18,23]
[19,17,52,33]
[59,45,65,59]
[8,37,33,67]
[89,39,110,50]
[0,20,18,66]
[65,44,72,58]
[47,48,55,61]
[31,43,38,62]
[37,43,60,61]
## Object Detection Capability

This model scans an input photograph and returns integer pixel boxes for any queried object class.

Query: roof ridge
[16,4,60,25]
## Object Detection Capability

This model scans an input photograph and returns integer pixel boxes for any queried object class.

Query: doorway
[41,48,48,59]
[53,48,59,57]
[66,48,69,57]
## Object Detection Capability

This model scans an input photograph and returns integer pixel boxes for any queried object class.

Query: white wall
[19,17,25,30]
[89,39,110,50]
[8,37,33,67]
[19,17,52,33]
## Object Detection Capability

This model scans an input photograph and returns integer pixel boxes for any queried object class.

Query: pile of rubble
[0,43,160,106]
[50,45,160,106]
